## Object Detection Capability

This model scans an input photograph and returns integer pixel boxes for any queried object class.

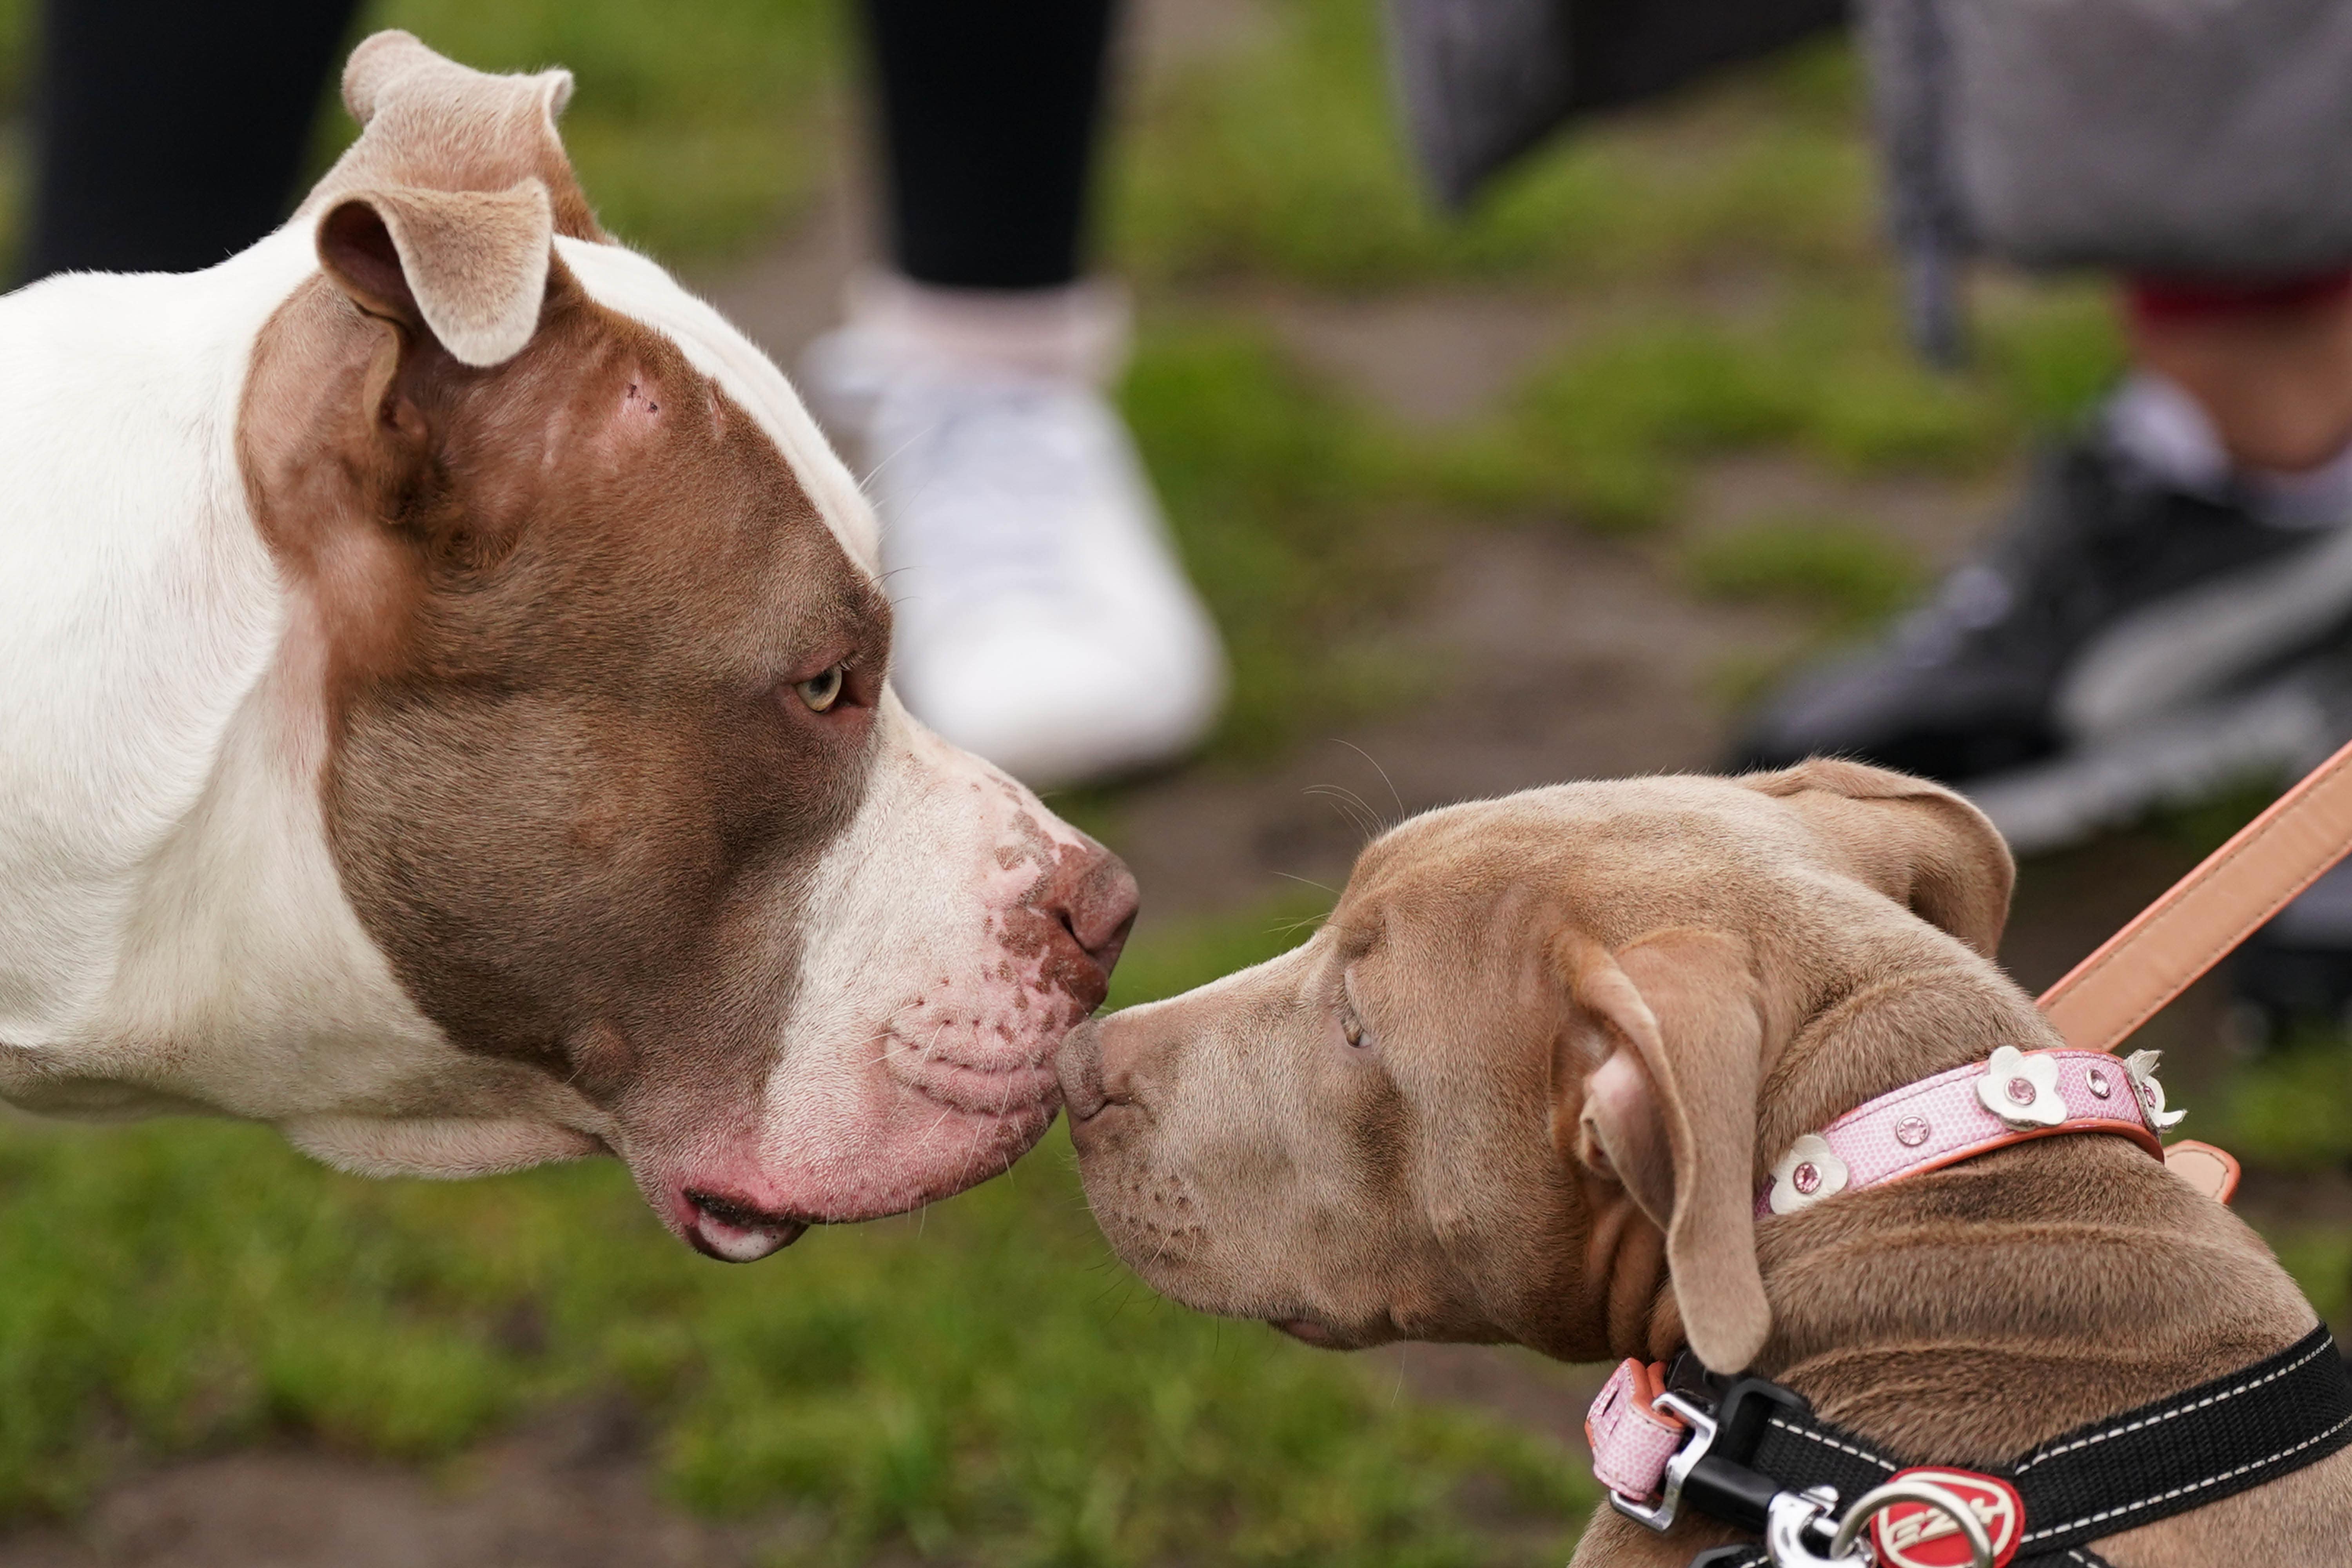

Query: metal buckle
[1606,1390,1718,1532]
[1764,1485,1859,1568]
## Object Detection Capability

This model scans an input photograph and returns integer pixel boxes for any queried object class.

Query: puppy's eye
[1340,1008,1367,1049]
[794,664,847,713]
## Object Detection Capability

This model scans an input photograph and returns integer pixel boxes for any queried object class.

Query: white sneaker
[802,276,1227,788]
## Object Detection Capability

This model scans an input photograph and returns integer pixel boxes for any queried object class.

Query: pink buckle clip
[1586,1357,1717,1531]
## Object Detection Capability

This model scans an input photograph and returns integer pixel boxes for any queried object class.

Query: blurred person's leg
[867,0,1109,292]
[2140,279,2352,1038]
[1737,274,2352,780]
[2129,274,2352,474]
[802,0,1225,789]
[24,0,364,279]
[1732,0,2352,1037]
[1736,272,2352,1036]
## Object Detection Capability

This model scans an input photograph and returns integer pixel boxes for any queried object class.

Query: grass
[0,898,1594,1564]
[2205,1039,2352,1172]
[1681,515,1925,633]
[348,0,847,258]
[0,2,844,274]
[1110,2,1873,289]
[1122,321,1439,759]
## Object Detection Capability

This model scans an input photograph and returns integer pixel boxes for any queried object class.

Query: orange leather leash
[2032,731,2352,1201]
[2037,731,2352,1051]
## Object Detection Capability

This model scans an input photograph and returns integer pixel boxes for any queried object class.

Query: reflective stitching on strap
[2019,1409,2352,1542]
[1764,1414,1899,1473]
[2013,1336,2337,1474]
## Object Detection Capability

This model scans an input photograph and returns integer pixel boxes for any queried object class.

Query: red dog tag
[1868,1468,2025,1568]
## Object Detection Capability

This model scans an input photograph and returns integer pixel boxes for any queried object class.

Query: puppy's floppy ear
[1742,757,2014,956]
[1554,927,1769,1372]
[316,180,554,368]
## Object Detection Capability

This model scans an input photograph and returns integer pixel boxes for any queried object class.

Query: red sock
[2127,270,2352,326]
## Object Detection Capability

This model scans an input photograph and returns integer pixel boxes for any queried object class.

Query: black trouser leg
[860,0,1119,292]
[23,0,366,280]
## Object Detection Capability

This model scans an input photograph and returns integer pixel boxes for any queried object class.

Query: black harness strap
[1671,1326,2352,1566]
[1691,1546,2117,1567]
[2006,1327,2352,1553]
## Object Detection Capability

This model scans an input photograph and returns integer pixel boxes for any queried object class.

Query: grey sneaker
[1733,435,2352,793]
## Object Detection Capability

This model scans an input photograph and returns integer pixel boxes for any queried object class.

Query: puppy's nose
[1085,1008,1155,1113]
[1056,1018,1110,1121]
[1039,840,1140,1008]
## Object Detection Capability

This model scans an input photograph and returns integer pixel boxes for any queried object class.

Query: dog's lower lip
[680,1188,813,1262]
[684,1215,808,1263]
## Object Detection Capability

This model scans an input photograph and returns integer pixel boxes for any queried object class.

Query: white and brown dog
[0,33,1137,1262]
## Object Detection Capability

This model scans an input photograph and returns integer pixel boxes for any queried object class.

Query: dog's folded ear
[1741,757,2014,957]
[316,181,555,369]
[1555,927,1770,1373]
[310,30,600,243]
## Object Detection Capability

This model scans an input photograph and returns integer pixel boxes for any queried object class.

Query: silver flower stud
[1976,1045,2065,1131]
[1769,1133,1850,1215]
[2123,1049,2187,1132]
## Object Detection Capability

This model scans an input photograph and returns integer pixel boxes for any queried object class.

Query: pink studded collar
[1586,1047,2262,1558]
[1758,1046,2177,1219]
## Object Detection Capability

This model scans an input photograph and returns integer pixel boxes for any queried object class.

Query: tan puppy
[1058,760,2352,1565]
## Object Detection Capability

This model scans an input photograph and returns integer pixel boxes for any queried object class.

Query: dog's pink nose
[1038,842,1139,1010]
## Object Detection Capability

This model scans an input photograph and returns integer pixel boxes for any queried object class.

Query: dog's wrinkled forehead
[554,237,882,573]
[1346,779,1809,923]
[292,31,880,575]
[1342,764,2014,966]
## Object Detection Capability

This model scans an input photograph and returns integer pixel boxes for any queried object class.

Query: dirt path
[0,1403,800,1568]
[1096,451,2002,923]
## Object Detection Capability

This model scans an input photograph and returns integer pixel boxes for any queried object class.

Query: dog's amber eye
[1341,1009,1366,1048]
[794,664,847,713]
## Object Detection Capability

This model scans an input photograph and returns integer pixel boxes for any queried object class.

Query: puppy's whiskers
[1334,739,1405,826]
[1303,782,1384,845]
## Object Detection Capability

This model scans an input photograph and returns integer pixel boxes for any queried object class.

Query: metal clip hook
[1762,1486,1866,1568]
[1760,1475,1996,1568]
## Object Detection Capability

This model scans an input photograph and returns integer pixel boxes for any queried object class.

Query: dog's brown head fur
[1063,760,2020,1370]
[202,32,1136,1257]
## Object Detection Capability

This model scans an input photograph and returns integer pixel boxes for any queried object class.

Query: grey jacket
[1390,0,2352,358]
[1867,0,2352,356]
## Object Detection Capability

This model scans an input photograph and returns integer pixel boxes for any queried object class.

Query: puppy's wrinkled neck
[1747,1131,2312,1467]
[1570,1172,1682,1365]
